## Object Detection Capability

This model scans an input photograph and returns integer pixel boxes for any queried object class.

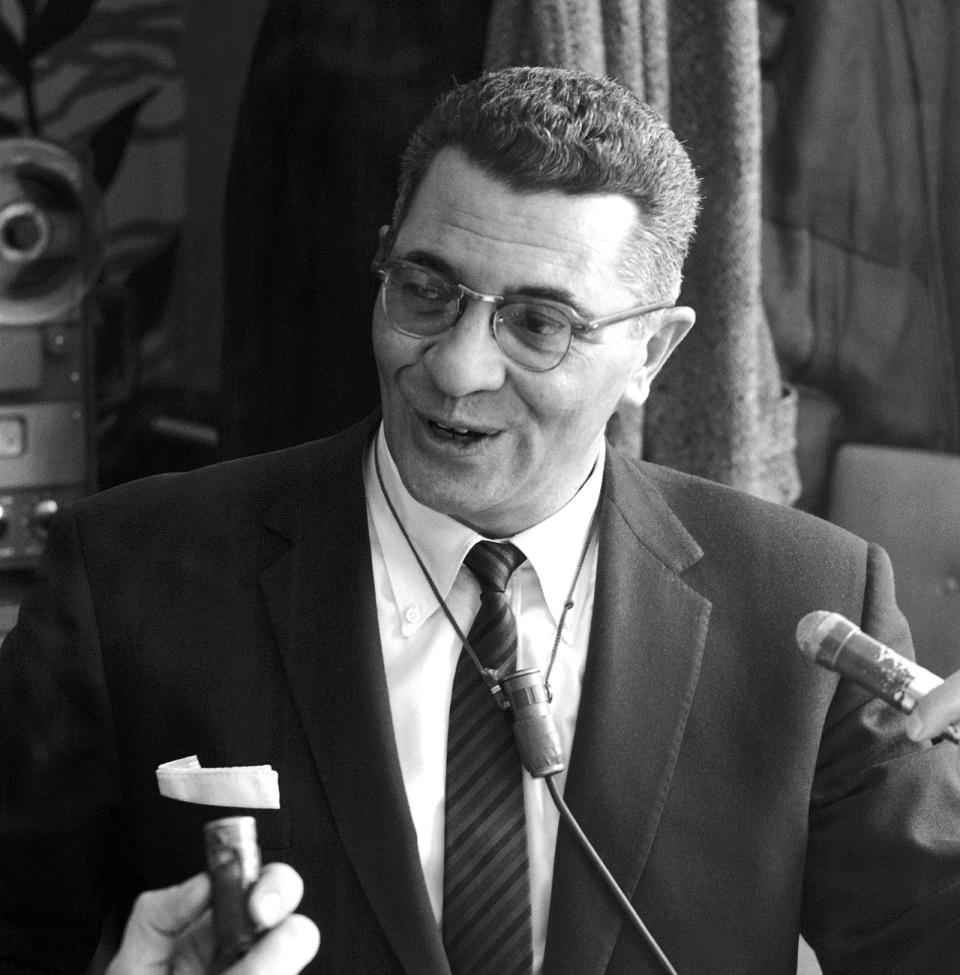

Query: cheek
[529,356,637,435]
[371,310,395,371]
[372,313,418,386]
[586,344,646,404]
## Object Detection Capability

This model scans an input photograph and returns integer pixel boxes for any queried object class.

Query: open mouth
[427,419,496,443]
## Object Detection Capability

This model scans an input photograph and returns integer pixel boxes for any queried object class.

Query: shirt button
[404,603,421,623]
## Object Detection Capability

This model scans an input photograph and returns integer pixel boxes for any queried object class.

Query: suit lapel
[255,423,709,975]
[543,450,711,975]
[259,416,451,975]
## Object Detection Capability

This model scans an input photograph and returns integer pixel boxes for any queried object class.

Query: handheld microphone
[796,610,960,744]
[204,816,262,972]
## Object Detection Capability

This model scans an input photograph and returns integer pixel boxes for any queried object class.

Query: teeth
[433,420,483,436]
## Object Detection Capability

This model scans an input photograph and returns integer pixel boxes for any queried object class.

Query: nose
[423,297,508,398]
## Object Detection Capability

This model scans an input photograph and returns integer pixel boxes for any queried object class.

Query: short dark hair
[386,65,700,301]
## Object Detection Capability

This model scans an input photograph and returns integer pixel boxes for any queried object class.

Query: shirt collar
[364,424,604,633]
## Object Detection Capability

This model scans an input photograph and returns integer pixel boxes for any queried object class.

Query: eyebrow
[398,248,591,318]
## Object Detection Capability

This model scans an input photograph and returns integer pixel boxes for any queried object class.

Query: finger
[230,914,320,975]
[248,863,305,929]
[106,873,211,974]
[132,872,211,937]
[906,670,960,741]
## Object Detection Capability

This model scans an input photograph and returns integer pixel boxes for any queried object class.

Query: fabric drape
[760,0,960,513]
[485,0,800,505]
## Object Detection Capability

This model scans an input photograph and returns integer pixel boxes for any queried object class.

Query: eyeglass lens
[382,263,572,369]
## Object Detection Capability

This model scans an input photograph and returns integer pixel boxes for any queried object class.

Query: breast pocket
[136,792,292,888]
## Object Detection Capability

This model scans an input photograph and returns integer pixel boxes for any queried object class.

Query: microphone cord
[374,437,679,975]
[544,775,679,975]
[372,436,595,702]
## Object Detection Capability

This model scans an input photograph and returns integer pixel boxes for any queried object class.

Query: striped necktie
[443,540,533,975]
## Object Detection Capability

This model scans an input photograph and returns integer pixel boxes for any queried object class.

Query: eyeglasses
[372,259,674,372]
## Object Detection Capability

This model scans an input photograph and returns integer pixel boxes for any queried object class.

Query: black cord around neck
[372,438,597,704]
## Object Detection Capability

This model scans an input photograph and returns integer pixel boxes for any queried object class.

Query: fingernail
[905,713,924,741]
[251,889,285,927]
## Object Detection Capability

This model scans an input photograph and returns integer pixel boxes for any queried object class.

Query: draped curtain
[485,0,800,504]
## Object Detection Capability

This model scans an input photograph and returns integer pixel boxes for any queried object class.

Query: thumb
[906,669,960,742]
[107,873,211,974]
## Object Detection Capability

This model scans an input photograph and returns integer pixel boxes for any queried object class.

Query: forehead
[391,148,640,304]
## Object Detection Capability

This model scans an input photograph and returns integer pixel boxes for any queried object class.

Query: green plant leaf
[24,0,99,58]
[85,86,157,191]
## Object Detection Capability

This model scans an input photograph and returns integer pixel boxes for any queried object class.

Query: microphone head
[796,610,840,662]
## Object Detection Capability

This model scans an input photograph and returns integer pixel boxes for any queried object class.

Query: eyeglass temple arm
[583,298,675,331]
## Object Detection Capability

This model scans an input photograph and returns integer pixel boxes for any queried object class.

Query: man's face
[373,147,692,537]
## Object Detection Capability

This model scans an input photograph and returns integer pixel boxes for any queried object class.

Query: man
[3,65,960,975]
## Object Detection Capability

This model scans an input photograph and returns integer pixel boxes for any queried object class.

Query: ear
[624,306,695,405]
[373,225,392,263]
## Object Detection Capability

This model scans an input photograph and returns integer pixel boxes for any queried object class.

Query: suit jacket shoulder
[74,411,380,537]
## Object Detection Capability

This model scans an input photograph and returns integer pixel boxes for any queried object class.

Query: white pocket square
[156,755,280,809]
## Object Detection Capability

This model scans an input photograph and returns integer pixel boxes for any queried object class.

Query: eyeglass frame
[371,257,675,372]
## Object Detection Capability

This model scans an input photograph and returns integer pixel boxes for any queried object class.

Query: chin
[412,483,478,520]
[402,474,485,525]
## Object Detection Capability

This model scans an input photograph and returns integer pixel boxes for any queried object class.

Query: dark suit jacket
[3,413,960,974]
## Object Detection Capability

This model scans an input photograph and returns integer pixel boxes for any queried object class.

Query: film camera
[0,137,102,570]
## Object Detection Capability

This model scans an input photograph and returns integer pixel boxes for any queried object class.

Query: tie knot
[464,541,526,594]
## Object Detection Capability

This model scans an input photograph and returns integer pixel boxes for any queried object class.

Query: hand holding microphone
[105,862,319,975]
[906,672,960,744]
[796,610,960,744]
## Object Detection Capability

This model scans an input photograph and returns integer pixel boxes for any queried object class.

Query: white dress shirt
[363,425,602,973]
